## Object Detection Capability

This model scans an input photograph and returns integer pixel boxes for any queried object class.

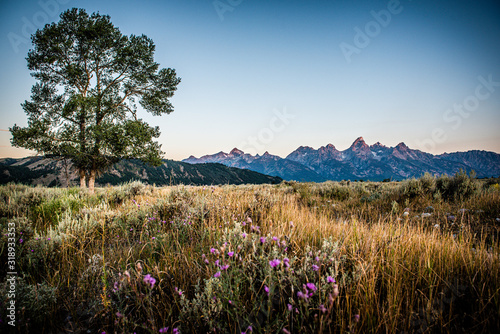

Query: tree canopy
[10,8,181,192]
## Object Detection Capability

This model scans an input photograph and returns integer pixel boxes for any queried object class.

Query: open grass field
[1,173,499,333]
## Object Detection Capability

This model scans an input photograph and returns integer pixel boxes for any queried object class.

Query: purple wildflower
[269,259,281,268]
[143,274,156,288]
[228,251,234,257]
[327,276,335,283]
[297,291,308,300]
[173,328,179,334]
[260,237,266,244]
[283,258,290,267]
[242,233,247,238]
[306,283,317,292]
[19,239,23,243]
[287,303,293,311]
[214,271,221,278]
[210,248,217,254]
[312,264,319,271]
[159,328,169,333]
[221,264,230,271]
[264,285,269,296]
[272,236,279,242]
[319,304,327,313]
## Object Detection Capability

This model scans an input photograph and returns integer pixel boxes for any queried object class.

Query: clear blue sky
[1,0,499,160]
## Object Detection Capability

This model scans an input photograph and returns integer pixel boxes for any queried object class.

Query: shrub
[400,178,424,199]
[316,182,352,201]
[419,172,436,193]
[436,170,479,201]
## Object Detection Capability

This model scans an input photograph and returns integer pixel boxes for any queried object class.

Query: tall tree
[10,8,181,193]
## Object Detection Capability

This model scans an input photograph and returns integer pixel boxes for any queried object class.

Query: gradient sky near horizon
[1,0,499,160]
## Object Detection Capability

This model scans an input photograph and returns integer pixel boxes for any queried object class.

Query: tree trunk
[88,169,96,194]
[63,158,70,188]
[79,169,86,188]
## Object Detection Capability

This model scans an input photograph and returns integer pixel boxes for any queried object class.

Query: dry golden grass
[0,177,499,333]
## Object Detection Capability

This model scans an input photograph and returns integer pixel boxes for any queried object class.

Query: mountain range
[183,137,500,181]
[0,157,282,187]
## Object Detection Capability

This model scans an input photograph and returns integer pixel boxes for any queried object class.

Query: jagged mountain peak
[229,148,244,155]
[395,142,409,150]
[320,143,338,151]
[370,142,387,149]
[296,145,314,151]
[348,137,370,152]
[353,136,365,142]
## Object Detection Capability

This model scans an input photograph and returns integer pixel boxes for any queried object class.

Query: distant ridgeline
[183,138,500,182]
[0,157,282,187]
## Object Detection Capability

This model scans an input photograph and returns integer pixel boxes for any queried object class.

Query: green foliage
[27,194,84,232]
[401,178,424,199]
[397,171,479,202]
[435,170,479,201]
[107,180,150,206]
[10,8,181,185]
